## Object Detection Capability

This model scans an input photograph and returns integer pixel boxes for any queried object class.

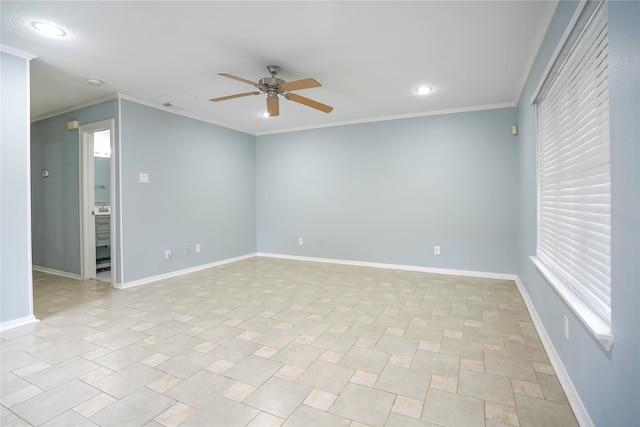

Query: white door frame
[79,119,115,285]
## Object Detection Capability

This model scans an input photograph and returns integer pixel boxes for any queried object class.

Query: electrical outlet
[195,244,201,253]
[298,237,304,246]
[434,246,441,255]
[319,240,325,247]
[184,247,189,256]
[165,249,172,260]
[563,315,569,339]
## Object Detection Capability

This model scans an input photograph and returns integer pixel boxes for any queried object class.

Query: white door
[79,120,114,284]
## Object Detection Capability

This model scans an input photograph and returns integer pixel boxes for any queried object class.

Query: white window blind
[536,1,611,325]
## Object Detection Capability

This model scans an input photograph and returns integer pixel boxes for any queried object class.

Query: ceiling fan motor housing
[259,76,286,94]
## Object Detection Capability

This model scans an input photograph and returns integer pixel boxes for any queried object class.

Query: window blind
[536,1,611,324]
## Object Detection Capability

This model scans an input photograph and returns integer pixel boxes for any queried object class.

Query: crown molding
[1,44,37,60]
[256,102,517,136]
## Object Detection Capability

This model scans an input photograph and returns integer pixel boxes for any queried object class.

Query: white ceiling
[1,1,556,135]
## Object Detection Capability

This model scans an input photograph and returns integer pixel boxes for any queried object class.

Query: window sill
[530,256,614,351]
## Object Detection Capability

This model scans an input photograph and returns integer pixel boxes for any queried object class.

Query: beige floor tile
[77,366,115,385]
[222,381,257,402]
[411,350,459,377]
[254,345,279,358]
[429,374,457,393]
[375,365,430,400]
[209,338,262,363]
[146,374,182,393]
[374,334,419,357]
[339,347,389,374]
[93,344,155,371]
[388,354,412,368]
[192,341,218,353]
[319,350,344,363]
[417,340,441,353]
[422,388,485,427]
[329,383,395,427]
[1,384,43,408]
[303,389,338,411]
[514,394,578,427]
[157,350,217,379]
[140,352,171,367]
[3,260,577,427]
[205,358,235,374]
[244,377,312,419]
[286,405,350,427]
[537,372,569,403]
[531,361,555,375]
[274,365,305,381]
[386,412,442,427]
[458,369,515,407]
[460,357,484,372]
[11,380,99,426]
[91,387,176,427]
[224,355,283,387]
[349,370,378,387]
[92,363,164,399]
[313,331,358,353]
[24,357,98,390]
[297,360,355,395]
[354,337,377,349]
[73,392,117,418]
[164,370,234,409]
[247,411,284,427]
[486,401,520,426]
[511,378,544,398]
[391,395,423,419]
[12,360,50,377]
[484,352,537,382]
[271,342,324,369]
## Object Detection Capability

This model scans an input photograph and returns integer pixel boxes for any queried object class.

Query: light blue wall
[256,108,519,274]
[119,100,256,283]
[517,2,640,425]
[31,100,118,277]
[1,51,32,323]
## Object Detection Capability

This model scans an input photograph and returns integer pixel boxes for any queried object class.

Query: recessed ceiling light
[31,21,66,37]
[414,86,433,95]
[261,112,271,118]
[86,78,104,86]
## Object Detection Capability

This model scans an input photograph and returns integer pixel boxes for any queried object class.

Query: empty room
[1,1,638,426]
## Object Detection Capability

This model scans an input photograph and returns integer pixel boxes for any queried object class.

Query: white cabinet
[95,214,110,270]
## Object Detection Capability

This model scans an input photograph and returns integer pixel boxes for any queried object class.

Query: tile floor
[1,257,579,427]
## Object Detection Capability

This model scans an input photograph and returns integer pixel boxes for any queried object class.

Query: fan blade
[218,73,260,88]
[210,92,260,102]
[267,96,279,117]
[284,93,333,113]
[279,78,321,92]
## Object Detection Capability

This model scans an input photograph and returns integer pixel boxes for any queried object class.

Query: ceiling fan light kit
[211,64,333,117]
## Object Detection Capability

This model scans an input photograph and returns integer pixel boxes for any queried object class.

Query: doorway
[79,120,115,285]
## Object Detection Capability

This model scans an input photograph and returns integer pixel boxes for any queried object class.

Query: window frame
[530,0,613,351]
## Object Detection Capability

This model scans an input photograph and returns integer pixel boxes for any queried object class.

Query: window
[532,0,613,350]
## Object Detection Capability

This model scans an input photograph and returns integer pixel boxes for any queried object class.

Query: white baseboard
[0,315,39,332]
[257,252,518,281]
[115,253,257,289]
[32,265,82,280]
[514,277,594,427]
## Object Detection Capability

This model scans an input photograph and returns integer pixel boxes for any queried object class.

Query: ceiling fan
[210,65,333,117]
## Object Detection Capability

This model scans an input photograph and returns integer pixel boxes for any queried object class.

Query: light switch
[139,173,149,184]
